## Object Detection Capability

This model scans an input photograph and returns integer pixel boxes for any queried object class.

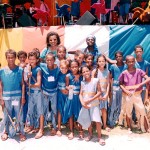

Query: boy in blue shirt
[0,49,26,141]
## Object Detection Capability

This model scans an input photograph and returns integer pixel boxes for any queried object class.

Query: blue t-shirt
[40,47,57,62]
[40,63,60,94]
[0,66,23,100]
[109,64,126,86]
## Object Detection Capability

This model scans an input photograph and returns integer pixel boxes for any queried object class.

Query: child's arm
[125,75,150,91]
[79,85,90,109]
[91,69,96,78]
[120,83,133,97]
[65,75,70,90]
[144,83,149,106]
[0,81,4,109]
[103,53,117,64]
[21,72,26,106]
[101,72,110,100]
[30,70,41,88]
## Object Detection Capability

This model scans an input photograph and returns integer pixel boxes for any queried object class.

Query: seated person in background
[114,2,120,16]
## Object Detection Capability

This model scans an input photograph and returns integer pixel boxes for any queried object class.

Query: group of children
[0,32,150,146]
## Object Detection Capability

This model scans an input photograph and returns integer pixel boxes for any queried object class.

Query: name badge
[48,76,55,82]
[12,100,19,106]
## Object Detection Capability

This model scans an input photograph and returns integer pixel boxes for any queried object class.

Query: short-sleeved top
[82,46,100,62]
[40,63,60,95]
[81,78,99,106]
[135,60,150,72]
[109,64,126,86]
[30,66,41,92]
[0,66,23,100]
[40,47,57,62]
[94,68,109,92]
[58,72,67,90]
[66,73,82,95]
[119,68,146,92]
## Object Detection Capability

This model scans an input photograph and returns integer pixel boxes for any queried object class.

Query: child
[40,52,60,136]
[119,55,150,133]
[17,50,28,124]
[17,50,27,68]
[63,60,83,140]
[84,54,95,71]
[25,51,44,139]
[76,51,85,68]
[56,60,69,136]
[92,54,110,131]
[134,45,149,102]
[0,49,26,141]
[78,65,105,145]
[55,45,67,67]
[40,31,61,62]
[108,51,126,128]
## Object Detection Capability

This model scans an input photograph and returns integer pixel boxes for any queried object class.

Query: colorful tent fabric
[0,25,150,67]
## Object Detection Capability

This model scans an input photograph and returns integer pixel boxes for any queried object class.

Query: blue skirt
[57,90,67,118]
[63,94,81,123]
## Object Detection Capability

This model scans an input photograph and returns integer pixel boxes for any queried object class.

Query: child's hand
[124,89,133,97]
[27,72,32,78]
[102,94,108,100]
[84,99,91,105]
[66,85,73,90]
[82,102,90,109]
[74,75,80,82]
[144,99,149,106]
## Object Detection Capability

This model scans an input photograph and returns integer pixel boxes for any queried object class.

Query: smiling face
[57,47,66,60]
[49,35,58,47]
[97,56,106,69]
[81,66,91,80]
[28,55,37,67]
[85,55,93,66]
[46,54,55,68]
[86,37,95,47]
[70,61,79,75]
[60,64,68,74]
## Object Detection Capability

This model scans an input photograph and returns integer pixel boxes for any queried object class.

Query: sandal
[78,131,84,139]
[1,133,8,141]
[56,130,62,137]
[85,135,93,142]
[25,127,33,133]
[99,138,106,146]
[35,131,44,139]
[68,132,74,140]
[50,129,57,136]
[19,134,26,142]
[31,128,39,133]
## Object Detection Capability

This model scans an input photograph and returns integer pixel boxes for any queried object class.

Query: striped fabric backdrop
[0,25,150,66]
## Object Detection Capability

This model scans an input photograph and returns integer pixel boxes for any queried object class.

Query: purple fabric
[119,69,146,91]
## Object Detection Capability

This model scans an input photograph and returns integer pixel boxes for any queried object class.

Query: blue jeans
[108,88,122,127]
[26,91,43,128]
[43,92,57,130]
[3,99,24,137]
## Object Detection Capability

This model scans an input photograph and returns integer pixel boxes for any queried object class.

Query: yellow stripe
[0,28,23,67]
